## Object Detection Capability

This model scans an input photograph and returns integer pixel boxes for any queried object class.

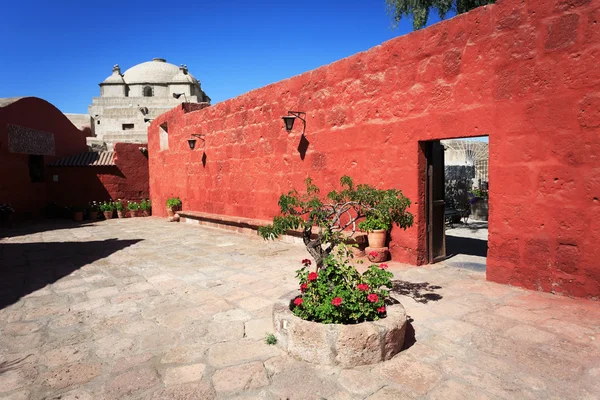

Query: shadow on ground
[390,280,443,304]
[0,238,142,310]
[446,235,488,258]
[0,219,97,239]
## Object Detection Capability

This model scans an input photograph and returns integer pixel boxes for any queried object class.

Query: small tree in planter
[259,176,413,322]
[166,197,182,217]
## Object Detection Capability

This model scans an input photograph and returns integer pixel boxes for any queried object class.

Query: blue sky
[0,0,451,114]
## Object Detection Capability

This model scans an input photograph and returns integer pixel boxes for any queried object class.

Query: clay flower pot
[89,211,98,221]
[130,210,139,218]
[167,207,175,217]
[142,210,151,217]
[117,211,126,218]
[103,211,114,219]
[367,230,387,248]
[73,211,83,222]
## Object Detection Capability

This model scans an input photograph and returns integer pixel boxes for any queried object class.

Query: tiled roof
[48,151,115,167]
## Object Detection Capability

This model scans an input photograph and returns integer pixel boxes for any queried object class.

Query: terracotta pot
[367,230,387,248]
[167,207,175,217]
[73,211,83,222]
[103,211,114,219]
[89,211,98,221]
[117,210,126,218]
[130,210,139,218]
[142,210,151,217]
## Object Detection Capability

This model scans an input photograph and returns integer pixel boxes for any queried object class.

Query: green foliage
[259,176,413,269]
[99,201,114,212]
[140,199,152,211]
[127,201,140,211]
[166,197,182,209]
[292,250,393,324]
[88,201,100,212]
[471,188,488,199]
[386,0,495,30]
[114,201,125,212]
[265,333,277,345]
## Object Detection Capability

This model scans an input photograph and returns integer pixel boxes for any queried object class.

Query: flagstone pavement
[0,218,598,399]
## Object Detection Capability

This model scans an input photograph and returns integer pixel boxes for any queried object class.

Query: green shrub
[127,201,140,211]
[115,201,125,212]
[292,248,393,324]
[140,199,152,211]
[99,201,114,212]
[166,197,182,209]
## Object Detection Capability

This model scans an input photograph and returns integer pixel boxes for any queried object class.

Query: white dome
[122,58,198,84]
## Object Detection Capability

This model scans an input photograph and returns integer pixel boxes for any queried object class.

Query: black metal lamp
[282,111,306,133]
[188,134,205,150]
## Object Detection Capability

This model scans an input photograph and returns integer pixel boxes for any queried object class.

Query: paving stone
[86,286,120,299]
[244,318,274,340]
[337,369,385,396]
[0,390,31,400]
[208,340,280,367]
[95,336,135,359]
[204,320,245,343]
[374,357,441,396]
[41,343,90,367]
[212,361,269,393]
[366,386,415,399]
[0,370,29,393]
[163,363,206,385]
[160,345,207,364]
[105,366,160,398]
[504,324,557,343]
[42,362,102,390]
[152,381,216,400]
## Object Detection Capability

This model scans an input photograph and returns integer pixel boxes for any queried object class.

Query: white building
[88,58,209,149]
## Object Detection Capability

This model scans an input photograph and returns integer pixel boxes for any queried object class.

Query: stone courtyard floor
[0,219,599,400]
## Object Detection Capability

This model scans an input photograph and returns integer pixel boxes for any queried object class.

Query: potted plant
[358,215,390,248]
[0,204,15,228]
[140,199,152,217]
[115,200,126,218]
[469,188,489,221]
[72,205,84,222]
[259,177,413,366]
[166,197,182,217]
[88,201,99,221]
[99,201,114,219]
[128,201,141,218]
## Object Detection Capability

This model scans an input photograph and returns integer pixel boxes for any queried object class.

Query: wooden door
[427,141,446,263]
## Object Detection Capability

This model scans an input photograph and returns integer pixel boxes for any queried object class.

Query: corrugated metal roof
[48,151,115,167]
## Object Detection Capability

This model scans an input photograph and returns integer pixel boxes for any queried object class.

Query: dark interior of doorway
[424,137,488,272]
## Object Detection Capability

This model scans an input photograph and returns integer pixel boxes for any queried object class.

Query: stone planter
[470,199,488,221]
[273,291,407,367]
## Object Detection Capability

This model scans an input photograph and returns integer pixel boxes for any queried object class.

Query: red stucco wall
[47,143,150,205]
[148,0,600,299]
[0,97,88,216]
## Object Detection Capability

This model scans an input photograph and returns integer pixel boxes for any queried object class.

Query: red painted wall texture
[148,0,600,299]
[0,97,88,216]
[0,97,150,216]
[47,143,150,205]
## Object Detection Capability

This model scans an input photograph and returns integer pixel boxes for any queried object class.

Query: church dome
[101,65,126,85]
[122,58,198,84]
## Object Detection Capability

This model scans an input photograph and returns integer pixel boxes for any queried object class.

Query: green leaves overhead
[385,0,495,30]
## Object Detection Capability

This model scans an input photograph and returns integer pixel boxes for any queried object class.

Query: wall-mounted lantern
[188,134,205,150]
[282,111,306,134]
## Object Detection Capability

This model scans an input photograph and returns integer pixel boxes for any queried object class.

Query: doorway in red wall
[424,137,489,271]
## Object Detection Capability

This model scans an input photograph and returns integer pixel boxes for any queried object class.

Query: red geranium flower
[301,259,312,265]
[308,272,318,282]
[367,293,379,303]
[300,283,308,293]
[357,283,369,291]
[369,251,378,257]
[294,297,304,306]
[331,297,343,306]
[377,306,386,313]
[379,263,388,269]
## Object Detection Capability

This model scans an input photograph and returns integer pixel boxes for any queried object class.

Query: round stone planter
[272,291,407,367]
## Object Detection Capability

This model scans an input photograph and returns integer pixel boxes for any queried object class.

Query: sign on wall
[7,124,56,156]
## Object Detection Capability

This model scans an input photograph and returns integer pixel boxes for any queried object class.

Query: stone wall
[148,0,600,299]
